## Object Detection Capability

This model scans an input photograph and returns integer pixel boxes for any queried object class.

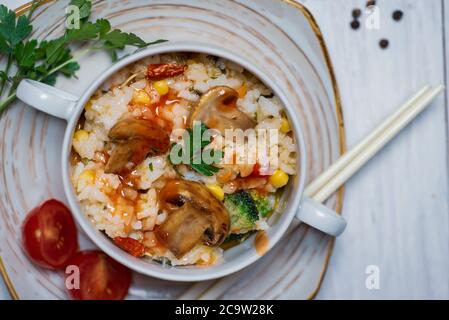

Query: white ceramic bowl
[16,41,346,281]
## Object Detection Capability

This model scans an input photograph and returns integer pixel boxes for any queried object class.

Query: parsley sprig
[169,122,223,177]
[0,0,167,112]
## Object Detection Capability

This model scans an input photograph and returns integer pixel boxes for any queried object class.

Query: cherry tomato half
[22,199,78,269]
[66,251,131,300]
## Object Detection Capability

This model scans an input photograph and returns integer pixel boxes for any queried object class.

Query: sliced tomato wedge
[22,199,78,269]
[66,251,131,300]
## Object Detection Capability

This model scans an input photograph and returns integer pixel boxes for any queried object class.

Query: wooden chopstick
[178,85,444,300]
[311,85,444,203]
[305,84,431,198]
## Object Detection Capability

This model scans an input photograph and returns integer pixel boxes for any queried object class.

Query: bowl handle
[16,79,80,121]
[296,196,347,236]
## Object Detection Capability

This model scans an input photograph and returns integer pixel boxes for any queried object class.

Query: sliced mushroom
[190,86,255,134]
[156,180,230,258]
[105,118,170,175]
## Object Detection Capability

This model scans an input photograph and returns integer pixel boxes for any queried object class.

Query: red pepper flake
[147,63,187,80]
[114,237,145,257]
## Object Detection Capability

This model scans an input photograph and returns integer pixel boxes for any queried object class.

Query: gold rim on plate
[3,0,345,300]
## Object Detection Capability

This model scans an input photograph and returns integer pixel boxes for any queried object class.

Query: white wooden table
[1,0,449,299]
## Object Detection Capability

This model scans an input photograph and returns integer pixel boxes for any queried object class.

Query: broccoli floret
[249,190,273,217]
[221,233,248,249]
[224,190,259,234]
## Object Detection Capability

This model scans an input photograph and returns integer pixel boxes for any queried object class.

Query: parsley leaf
[69,0,92,21]
[0,36,8,54]
[169,122,223,176]
[0,0,166,112]
[44,38,67,66]
[101,29,146,48]
[65,21,99,41]
[96,18,111,37]
[0,71,9,82]
[58,61,80,77]
[190,163,220,176]
[0,5,32,50]
[14,40,37,68]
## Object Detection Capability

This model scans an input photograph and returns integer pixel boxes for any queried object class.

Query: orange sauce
[119,170,141,189]
[102,171,143,234]
[236,84,247,98]
[217,95,238,112]
[228,176,268,193]
[144,226,168,255]
[207,116,219,129]
[158,179,185,211]
[70,149,81,166]
[154,89,179,132]
[254,231,269,256]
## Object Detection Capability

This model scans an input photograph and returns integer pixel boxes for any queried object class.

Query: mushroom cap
[156,179,230,258]
[190,86,255,134]
[105,117,170,175]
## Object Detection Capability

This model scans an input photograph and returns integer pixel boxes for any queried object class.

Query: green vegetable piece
[65,21,99,42]
[0,0,166,113]
[224,190,259,234]
[169,122,222,176]
[0,5,32,49]
[69,0,92,20]
[14,40,37,68]
[249,190,273,217]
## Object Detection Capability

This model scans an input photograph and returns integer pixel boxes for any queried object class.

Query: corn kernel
[269,170,289,188]
[132,89,151,105]
[280,117,291,133]
[206,184,225,201]
[186,59,196,65]
[84,100,93,111]
[153,80,169,96]
[73,129,89,143]
[78,169,95,186]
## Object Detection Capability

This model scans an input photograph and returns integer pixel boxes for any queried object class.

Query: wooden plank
[304,0,449,298]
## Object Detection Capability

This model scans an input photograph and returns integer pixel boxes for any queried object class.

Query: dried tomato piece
[250,162,261,177]
[114,237,145,257]
[147,63,186,80]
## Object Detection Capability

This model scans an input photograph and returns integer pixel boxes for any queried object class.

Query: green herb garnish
[0,0,167,112]
[148,162,154,171]
[169,122,223,176]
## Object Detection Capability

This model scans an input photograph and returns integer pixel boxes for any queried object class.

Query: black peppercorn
[393,10,403,21]
[350,20,360,30]
[379,39,389,49]
[352,8,362,19]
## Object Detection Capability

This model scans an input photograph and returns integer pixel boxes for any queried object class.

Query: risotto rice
[70,52,297,266]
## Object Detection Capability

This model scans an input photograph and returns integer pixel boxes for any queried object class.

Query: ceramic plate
[0,0,345,299]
